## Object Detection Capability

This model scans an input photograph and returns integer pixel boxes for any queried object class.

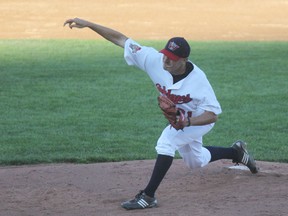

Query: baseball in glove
[157,95,187,130]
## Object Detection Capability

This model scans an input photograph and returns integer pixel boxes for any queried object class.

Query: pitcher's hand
[64,18,89,29]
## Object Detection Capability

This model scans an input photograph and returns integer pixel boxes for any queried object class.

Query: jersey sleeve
[124,38,159,71]
[199,95,222,115]
[183,66,222,116]
[196,82,222,115]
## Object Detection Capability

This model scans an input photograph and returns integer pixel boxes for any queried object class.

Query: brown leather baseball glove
[157,95,187,130]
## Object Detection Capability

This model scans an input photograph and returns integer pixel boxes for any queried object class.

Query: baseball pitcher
[64,18,258,210]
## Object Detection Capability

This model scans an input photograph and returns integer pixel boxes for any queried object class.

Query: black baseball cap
[160,37,190,61]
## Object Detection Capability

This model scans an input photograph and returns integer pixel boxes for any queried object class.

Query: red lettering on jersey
[156,83,192,104]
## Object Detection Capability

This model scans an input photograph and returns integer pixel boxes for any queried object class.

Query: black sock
[144,154,173,198]
[205,146,237,162]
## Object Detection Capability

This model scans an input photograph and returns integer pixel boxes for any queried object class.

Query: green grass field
[0,40,287,165]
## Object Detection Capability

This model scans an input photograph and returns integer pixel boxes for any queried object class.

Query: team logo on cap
[167,41,179,51]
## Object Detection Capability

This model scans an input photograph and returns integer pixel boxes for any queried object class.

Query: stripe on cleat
[241,154,249,165]
[138,199,149,208]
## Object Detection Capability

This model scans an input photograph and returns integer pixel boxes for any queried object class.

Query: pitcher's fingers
[63,19,74,27]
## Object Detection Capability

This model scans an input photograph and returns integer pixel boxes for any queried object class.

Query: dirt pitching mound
[1,160,288,216]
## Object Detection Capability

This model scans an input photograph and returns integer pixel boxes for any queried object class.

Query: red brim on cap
[160,49,181,61]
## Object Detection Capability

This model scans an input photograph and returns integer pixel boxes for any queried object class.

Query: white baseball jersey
[124,38,222,169]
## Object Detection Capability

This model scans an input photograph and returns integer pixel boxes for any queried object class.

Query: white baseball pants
[155,124,214,169]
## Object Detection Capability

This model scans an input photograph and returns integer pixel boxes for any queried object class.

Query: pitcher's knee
[183,157,205,169]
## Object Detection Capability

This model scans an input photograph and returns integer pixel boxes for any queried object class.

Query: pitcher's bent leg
[178,140,211,169]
